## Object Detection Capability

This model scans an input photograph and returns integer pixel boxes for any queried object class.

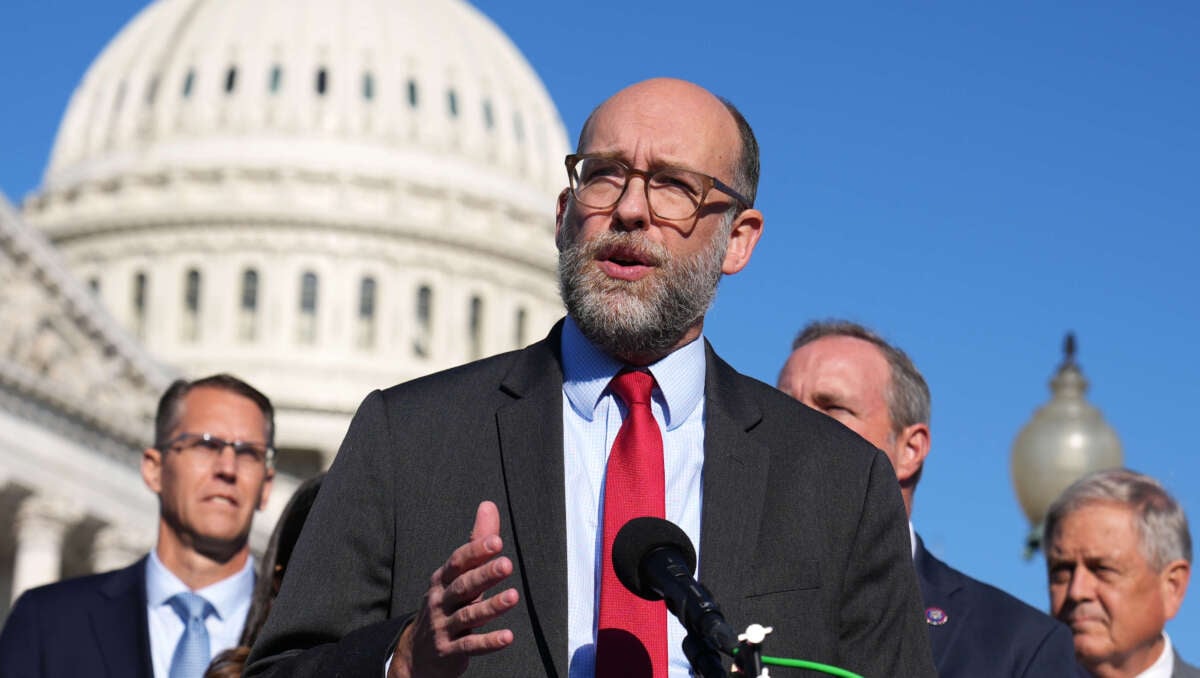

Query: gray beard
[557,229,727,362]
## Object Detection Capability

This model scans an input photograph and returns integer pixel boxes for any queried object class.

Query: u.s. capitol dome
[23,0,570,472]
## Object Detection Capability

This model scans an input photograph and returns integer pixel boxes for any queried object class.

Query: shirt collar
[145,550,255,621]
[1137,632,1174,678]
[561,315,706,430]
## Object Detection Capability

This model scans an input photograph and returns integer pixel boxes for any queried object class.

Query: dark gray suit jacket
[0,557,153,678]
[246,324,936,677]
[1176,649,1200,678]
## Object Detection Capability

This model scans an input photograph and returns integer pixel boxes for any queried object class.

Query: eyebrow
[580,150,709,176]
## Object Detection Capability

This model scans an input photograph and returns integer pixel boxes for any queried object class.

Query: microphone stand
[683,632,728,678]
[682,623,772,678]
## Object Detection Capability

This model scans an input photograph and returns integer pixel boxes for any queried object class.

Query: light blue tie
[167,592,213,678]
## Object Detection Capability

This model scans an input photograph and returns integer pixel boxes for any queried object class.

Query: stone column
[11,494,82,601]
[92,525,149,573]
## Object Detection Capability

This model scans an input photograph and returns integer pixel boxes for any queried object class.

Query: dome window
[362,72,375,101]
[239,268,258,341]
[87,277,101,295]
[224,66,237,94]
[132,271,148,340]
[483,100,494,130]
[298,271,318,344]
[514,307,527,349]
[113,81,127,113]
[315,68,328,96]
[407,79,419,108]
[468,295,484,359]
[183,268,201,342]
[269,65,283,94]
[414,285,432,357]
[145,76,159,105]
[182,69,195,98]
[357,276,377,349]
[447,89,458,118]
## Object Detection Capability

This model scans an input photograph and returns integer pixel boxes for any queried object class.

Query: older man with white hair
[1045,468,1196,678]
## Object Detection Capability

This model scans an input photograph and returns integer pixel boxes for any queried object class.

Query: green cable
[760,655,863,678]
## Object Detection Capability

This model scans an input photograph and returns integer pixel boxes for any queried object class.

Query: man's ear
[554,188,571,251]
[257,467,275,511]
[893,422,930,487]
[720,208,764,275]
[142,447,164,495]
[1161,558,1191,620]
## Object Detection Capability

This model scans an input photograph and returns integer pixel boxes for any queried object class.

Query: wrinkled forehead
[579,83,740,175]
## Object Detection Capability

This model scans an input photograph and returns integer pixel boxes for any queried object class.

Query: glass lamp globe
[1010,334,1122,556]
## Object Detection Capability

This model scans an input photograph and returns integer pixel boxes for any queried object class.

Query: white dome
[40,0,567,208]
[24,0,570,468]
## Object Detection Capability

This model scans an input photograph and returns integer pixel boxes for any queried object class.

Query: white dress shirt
[561,316,707,678]
[1134,632,1175,678]
[145,550,254,678]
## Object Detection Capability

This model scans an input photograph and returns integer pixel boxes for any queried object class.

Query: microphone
[612,517,738,655]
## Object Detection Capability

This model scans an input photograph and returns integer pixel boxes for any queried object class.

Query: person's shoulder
[11,558,144,611]
[377,336,558,407]
[928,550,1060,631]
[1176,650,1200,677]
[704,352,891,500]
[712,357,880,453]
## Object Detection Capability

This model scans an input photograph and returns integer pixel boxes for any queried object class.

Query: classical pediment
[0,193,174,456]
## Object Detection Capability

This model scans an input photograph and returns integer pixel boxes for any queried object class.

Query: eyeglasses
[565,154,751,222]
[164,432,274,467]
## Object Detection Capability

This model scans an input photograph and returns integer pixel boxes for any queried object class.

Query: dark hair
[154,373,275,455]
[718,96,759,208]
[203,472,325,678]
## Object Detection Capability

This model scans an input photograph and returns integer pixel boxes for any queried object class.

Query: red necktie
[596,370,667,678]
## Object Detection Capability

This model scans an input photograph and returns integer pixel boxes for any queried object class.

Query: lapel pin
[925,606,948,626]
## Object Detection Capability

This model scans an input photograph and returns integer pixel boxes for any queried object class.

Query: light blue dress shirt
[145,550,254,678]
[561,316,707,678]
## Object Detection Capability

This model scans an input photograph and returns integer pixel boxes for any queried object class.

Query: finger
[470,500,501,542]
[439,532,504,587]
[455,628,515,657]
[447,588,519,636]
[443,556,513,610]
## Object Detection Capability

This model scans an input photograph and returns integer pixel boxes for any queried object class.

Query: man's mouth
[596,243,657,281]
[206,494,239,507]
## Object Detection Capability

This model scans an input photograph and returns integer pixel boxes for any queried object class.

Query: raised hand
[388,501,519,678]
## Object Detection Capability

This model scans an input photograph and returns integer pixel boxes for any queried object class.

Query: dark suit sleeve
[0,590,43,677]
[1020,621,1080,678]
[839,450,936,676]
[1022,619,1080,676]
[245,390,411,677]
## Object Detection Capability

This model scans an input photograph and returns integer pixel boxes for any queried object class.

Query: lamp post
[1010,333,1123,558]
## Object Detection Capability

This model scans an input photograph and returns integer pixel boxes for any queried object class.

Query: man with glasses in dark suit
[0,374,276,678]
[247,78,935,678]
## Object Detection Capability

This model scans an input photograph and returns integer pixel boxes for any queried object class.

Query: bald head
[577,78,759,207]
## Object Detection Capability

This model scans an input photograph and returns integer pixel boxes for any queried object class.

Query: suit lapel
[92,557,153,678]
[697,345,770,620]
[497,326,568,678]
[914,536,967,666]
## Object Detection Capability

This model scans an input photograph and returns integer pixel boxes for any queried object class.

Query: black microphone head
[612,517,697,601]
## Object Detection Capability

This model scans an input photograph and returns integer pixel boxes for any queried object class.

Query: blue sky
[3,0,1198,646]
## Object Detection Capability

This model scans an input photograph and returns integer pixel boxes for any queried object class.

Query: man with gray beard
[247,78,934,678]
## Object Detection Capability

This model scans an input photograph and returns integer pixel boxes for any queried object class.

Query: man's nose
[1066,567,1096,601]
[613,174,651,231]
[213,443,238,476]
